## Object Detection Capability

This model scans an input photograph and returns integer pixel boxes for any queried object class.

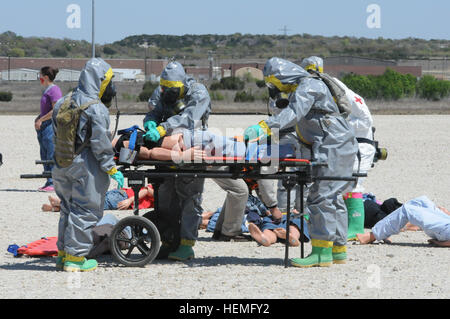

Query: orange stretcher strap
[279,158,311,164]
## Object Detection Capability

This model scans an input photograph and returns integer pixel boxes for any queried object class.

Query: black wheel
[110,216,161,267]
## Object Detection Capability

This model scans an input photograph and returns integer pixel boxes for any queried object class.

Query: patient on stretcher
[113,132,206,162]
[113,128,296,163]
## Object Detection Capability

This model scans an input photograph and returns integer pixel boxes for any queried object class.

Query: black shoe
[156,242,178,260]
[212,230,222,240]
[214,233,252,242]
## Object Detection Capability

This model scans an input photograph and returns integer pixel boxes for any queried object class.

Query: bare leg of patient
[273,226,300,247]
[42,195,61,212]
[119,137,204,161]
[248,223,277,247]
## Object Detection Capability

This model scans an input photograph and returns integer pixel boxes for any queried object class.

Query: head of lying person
[113,130,163,156]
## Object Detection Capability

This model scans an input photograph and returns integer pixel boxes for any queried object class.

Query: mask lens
[275,98,289,109]
[268,86,280,100]
[161,86,180,106]
[101,81,116,107]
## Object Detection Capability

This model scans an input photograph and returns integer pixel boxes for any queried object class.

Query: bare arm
[35,101,56,130]
[438,206,450,216]
[146,146,204,162]
[121,138,204,162]
[117,187,153,210]
[39,104,55,122]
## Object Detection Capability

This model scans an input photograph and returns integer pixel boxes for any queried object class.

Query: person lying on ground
[247,212,310,247]
[202,194,309,245]
[199,211,215,230]
[356,196,450,247]
[364,194,420,231]
[42,186,154,212]
[244,194,307,247]
[202,195,272,241]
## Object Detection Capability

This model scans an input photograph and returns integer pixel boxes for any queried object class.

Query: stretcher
[113,154,363,268]
[21,156,364,268]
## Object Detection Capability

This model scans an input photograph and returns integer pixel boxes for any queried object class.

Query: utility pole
[208,50,214,80]
[8,55,10,81]
[446,56,448,81]
[279,25,291,59]
[69,42,76,81]
[140,42,150,81]
[92,0,96,58]
[443,56,447,80]
[0,41,11,81]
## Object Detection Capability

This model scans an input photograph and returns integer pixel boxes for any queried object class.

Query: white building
[112,68,143,82]
[1,68,39,81]
[55,69,82,82]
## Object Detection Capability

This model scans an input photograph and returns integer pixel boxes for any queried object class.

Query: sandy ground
[0,114,449,299]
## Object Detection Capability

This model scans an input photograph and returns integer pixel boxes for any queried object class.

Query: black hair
[40,66,59,82]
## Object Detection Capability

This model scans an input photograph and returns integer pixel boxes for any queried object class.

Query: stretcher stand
[19,160,54,179]
[20,157,364,268]
[118,156,362,268]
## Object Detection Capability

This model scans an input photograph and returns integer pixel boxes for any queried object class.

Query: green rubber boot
[345,192,365,241]
[55,251,66,270]
[332,245,347,264]
[291,239,333,268]
[63,254,98,272]
[168,239,195,261]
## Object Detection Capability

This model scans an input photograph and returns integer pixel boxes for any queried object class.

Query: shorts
[104,189,128,210]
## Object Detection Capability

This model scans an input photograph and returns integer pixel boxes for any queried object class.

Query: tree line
[1,31,449,61]
[342,69,450,101]
[136,69,450,105]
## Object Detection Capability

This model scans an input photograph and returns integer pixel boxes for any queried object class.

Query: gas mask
[173,100,186,114]
[101,80,117,108]
[161,86,181,107]
[267,84,290,109]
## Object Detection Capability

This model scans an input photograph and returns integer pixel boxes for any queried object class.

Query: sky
[1,0,449,44]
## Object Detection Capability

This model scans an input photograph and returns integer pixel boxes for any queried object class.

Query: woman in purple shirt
[35,66,62,192]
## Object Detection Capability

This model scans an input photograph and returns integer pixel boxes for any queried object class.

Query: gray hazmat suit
[262,57,358,246]
[52,58,116,257]
[268,91,311,213]
[299,56,324,73]
[144,62,210,133]
[143,62,211,244]
[300,56,376,192]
